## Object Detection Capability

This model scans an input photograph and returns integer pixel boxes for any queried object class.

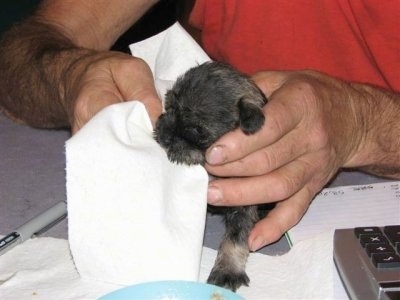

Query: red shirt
[190,0,400,91]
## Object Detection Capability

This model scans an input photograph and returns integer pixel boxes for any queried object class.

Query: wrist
[43,47,100,125]
[344,83,400,178]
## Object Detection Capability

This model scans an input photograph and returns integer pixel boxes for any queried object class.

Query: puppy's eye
[182,127,194,138]
[180,126,210,148]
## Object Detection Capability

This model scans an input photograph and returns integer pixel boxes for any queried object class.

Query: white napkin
[128,22,210,103]
[0,231,336,299]
[66,23,210,285]
[67,100,208,285]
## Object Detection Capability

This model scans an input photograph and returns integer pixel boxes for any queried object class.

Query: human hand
[68,51,162,134]
[205,70,366,251]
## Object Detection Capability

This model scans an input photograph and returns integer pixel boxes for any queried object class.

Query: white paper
[289,181,400,243]
[0,232,333,300]
[0,237,118,300]
[67,101,208,285]
[129,22,210,104]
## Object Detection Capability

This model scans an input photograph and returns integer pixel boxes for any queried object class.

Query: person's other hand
[205,70,366,251]
[68,52,162,134]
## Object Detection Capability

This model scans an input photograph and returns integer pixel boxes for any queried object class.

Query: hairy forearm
[345,83,400,178]
[0,18,97,128]
[37,0,159,50]
[0,0,158,128]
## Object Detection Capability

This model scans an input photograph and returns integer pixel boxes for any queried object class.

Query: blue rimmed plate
[99,280,244,300]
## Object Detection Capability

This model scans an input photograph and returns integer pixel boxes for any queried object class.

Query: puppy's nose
[154,114,176,147]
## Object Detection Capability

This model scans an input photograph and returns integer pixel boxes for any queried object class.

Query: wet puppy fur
[154,61,267,291]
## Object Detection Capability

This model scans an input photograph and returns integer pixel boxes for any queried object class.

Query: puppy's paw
[207,268,250,292]
[238,98,265,134]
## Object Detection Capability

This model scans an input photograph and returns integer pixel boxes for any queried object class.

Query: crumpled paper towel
[200,230,335,299]
[0,231,336,299]
[128,22,210,103]
[67,100,208,285]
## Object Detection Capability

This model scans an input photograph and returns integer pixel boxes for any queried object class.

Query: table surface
[0,111,390,255]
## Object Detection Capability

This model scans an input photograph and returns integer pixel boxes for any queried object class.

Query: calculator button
[372,253,400,269]
[384,225,400,247]
[359,234,389,247]
[380,282,400,299]
[365,243,395,257]
[354,227,381,238]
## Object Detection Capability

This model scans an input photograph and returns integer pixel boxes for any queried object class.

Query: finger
[111,57,162,124]
[205,126,310,177]
[248,187,313,251]
[72,88,124,134]
[205,88,304,165]
[251,70,291,97]
[72,56,162,133]
[207,156,315,206]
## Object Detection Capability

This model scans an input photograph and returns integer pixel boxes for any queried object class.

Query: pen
[0,201,67,256]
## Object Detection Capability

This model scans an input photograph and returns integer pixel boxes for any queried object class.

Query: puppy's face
[154,62,267,165]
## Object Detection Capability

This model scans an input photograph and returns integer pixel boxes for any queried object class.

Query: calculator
[333,225,400,299]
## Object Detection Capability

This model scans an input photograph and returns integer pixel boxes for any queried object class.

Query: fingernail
[206,146,225,165]
[249,235,266,252]
[207,186,223,204]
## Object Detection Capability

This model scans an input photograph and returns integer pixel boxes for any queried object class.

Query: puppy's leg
[207,205,259,291]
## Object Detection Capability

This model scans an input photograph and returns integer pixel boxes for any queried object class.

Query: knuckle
[260,148,279,170]
[270,161,313,201]
[281,188,312,223]
[224,181,247,205]
[290,196,309,220]
[292,79,316,96]
[272,174,301,200]
[118,56,149,73]
[223,136,246,161]
[308,124,330,150]
[73,93,90,119]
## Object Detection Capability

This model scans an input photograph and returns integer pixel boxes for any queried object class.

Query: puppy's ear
[238,98,265,134]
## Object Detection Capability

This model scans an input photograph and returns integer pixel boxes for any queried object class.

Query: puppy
[154,61,267,291]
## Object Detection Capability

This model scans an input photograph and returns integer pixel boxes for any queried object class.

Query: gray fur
[154,61,267,291]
